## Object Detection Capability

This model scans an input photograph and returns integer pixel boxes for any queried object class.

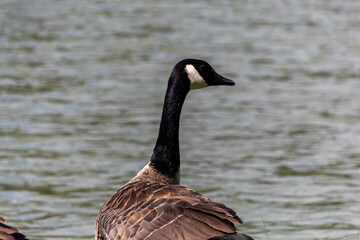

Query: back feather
[208,232,254,240]
[96,181,244,240]
[0,217,28,240]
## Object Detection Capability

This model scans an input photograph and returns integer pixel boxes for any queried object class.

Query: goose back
[0,217,27,240]
[96,180,243,240]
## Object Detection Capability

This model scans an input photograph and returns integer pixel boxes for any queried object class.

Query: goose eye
[199,65,205,72]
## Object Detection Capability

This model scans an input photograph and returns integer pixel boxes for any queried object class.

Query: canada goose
[96,59,253,240]
[0,217,27,240]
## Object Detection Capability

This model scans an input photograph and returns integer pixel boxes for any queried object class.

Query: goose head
[173,59,235,91]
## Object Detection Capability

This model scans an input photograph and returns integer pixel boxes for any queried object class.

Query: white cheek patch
[185,64,208,90]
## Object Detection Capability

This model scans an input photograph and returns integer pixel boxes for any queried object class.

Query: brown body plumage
[0,217,27,240]
[96,165,243,240]
[96,59,253,240]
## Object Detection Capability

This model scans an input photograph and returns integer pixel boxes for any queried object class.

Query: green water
[1,0,359,239]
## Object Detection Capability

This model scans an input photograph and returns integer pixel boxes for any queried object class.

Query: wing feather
[0,217,27,240]
[96,181,244,240]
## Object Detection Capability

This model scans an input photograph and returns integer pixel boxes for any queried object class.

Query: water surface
[1,0,360,239]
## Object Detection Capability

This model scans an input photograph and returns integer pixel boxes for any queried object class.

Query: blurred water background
[1,0,360,239]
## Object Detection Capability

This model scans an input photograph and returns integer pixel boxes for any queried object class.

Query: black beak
[209,72,235,86]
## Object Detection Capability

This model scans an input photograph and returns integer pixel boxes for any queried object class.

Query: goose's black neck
[149,69,190,180]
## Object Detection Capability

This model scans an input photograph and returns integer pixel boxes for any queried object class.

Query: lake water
[1,0,359,239]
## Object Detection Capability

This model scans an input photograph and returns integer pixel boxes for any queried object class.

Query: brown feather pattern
[96,180,243,240]
[0,217,27,240]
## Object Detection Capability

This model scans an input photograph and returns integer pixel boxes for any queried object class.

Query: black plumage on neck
[149,65,190,180]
